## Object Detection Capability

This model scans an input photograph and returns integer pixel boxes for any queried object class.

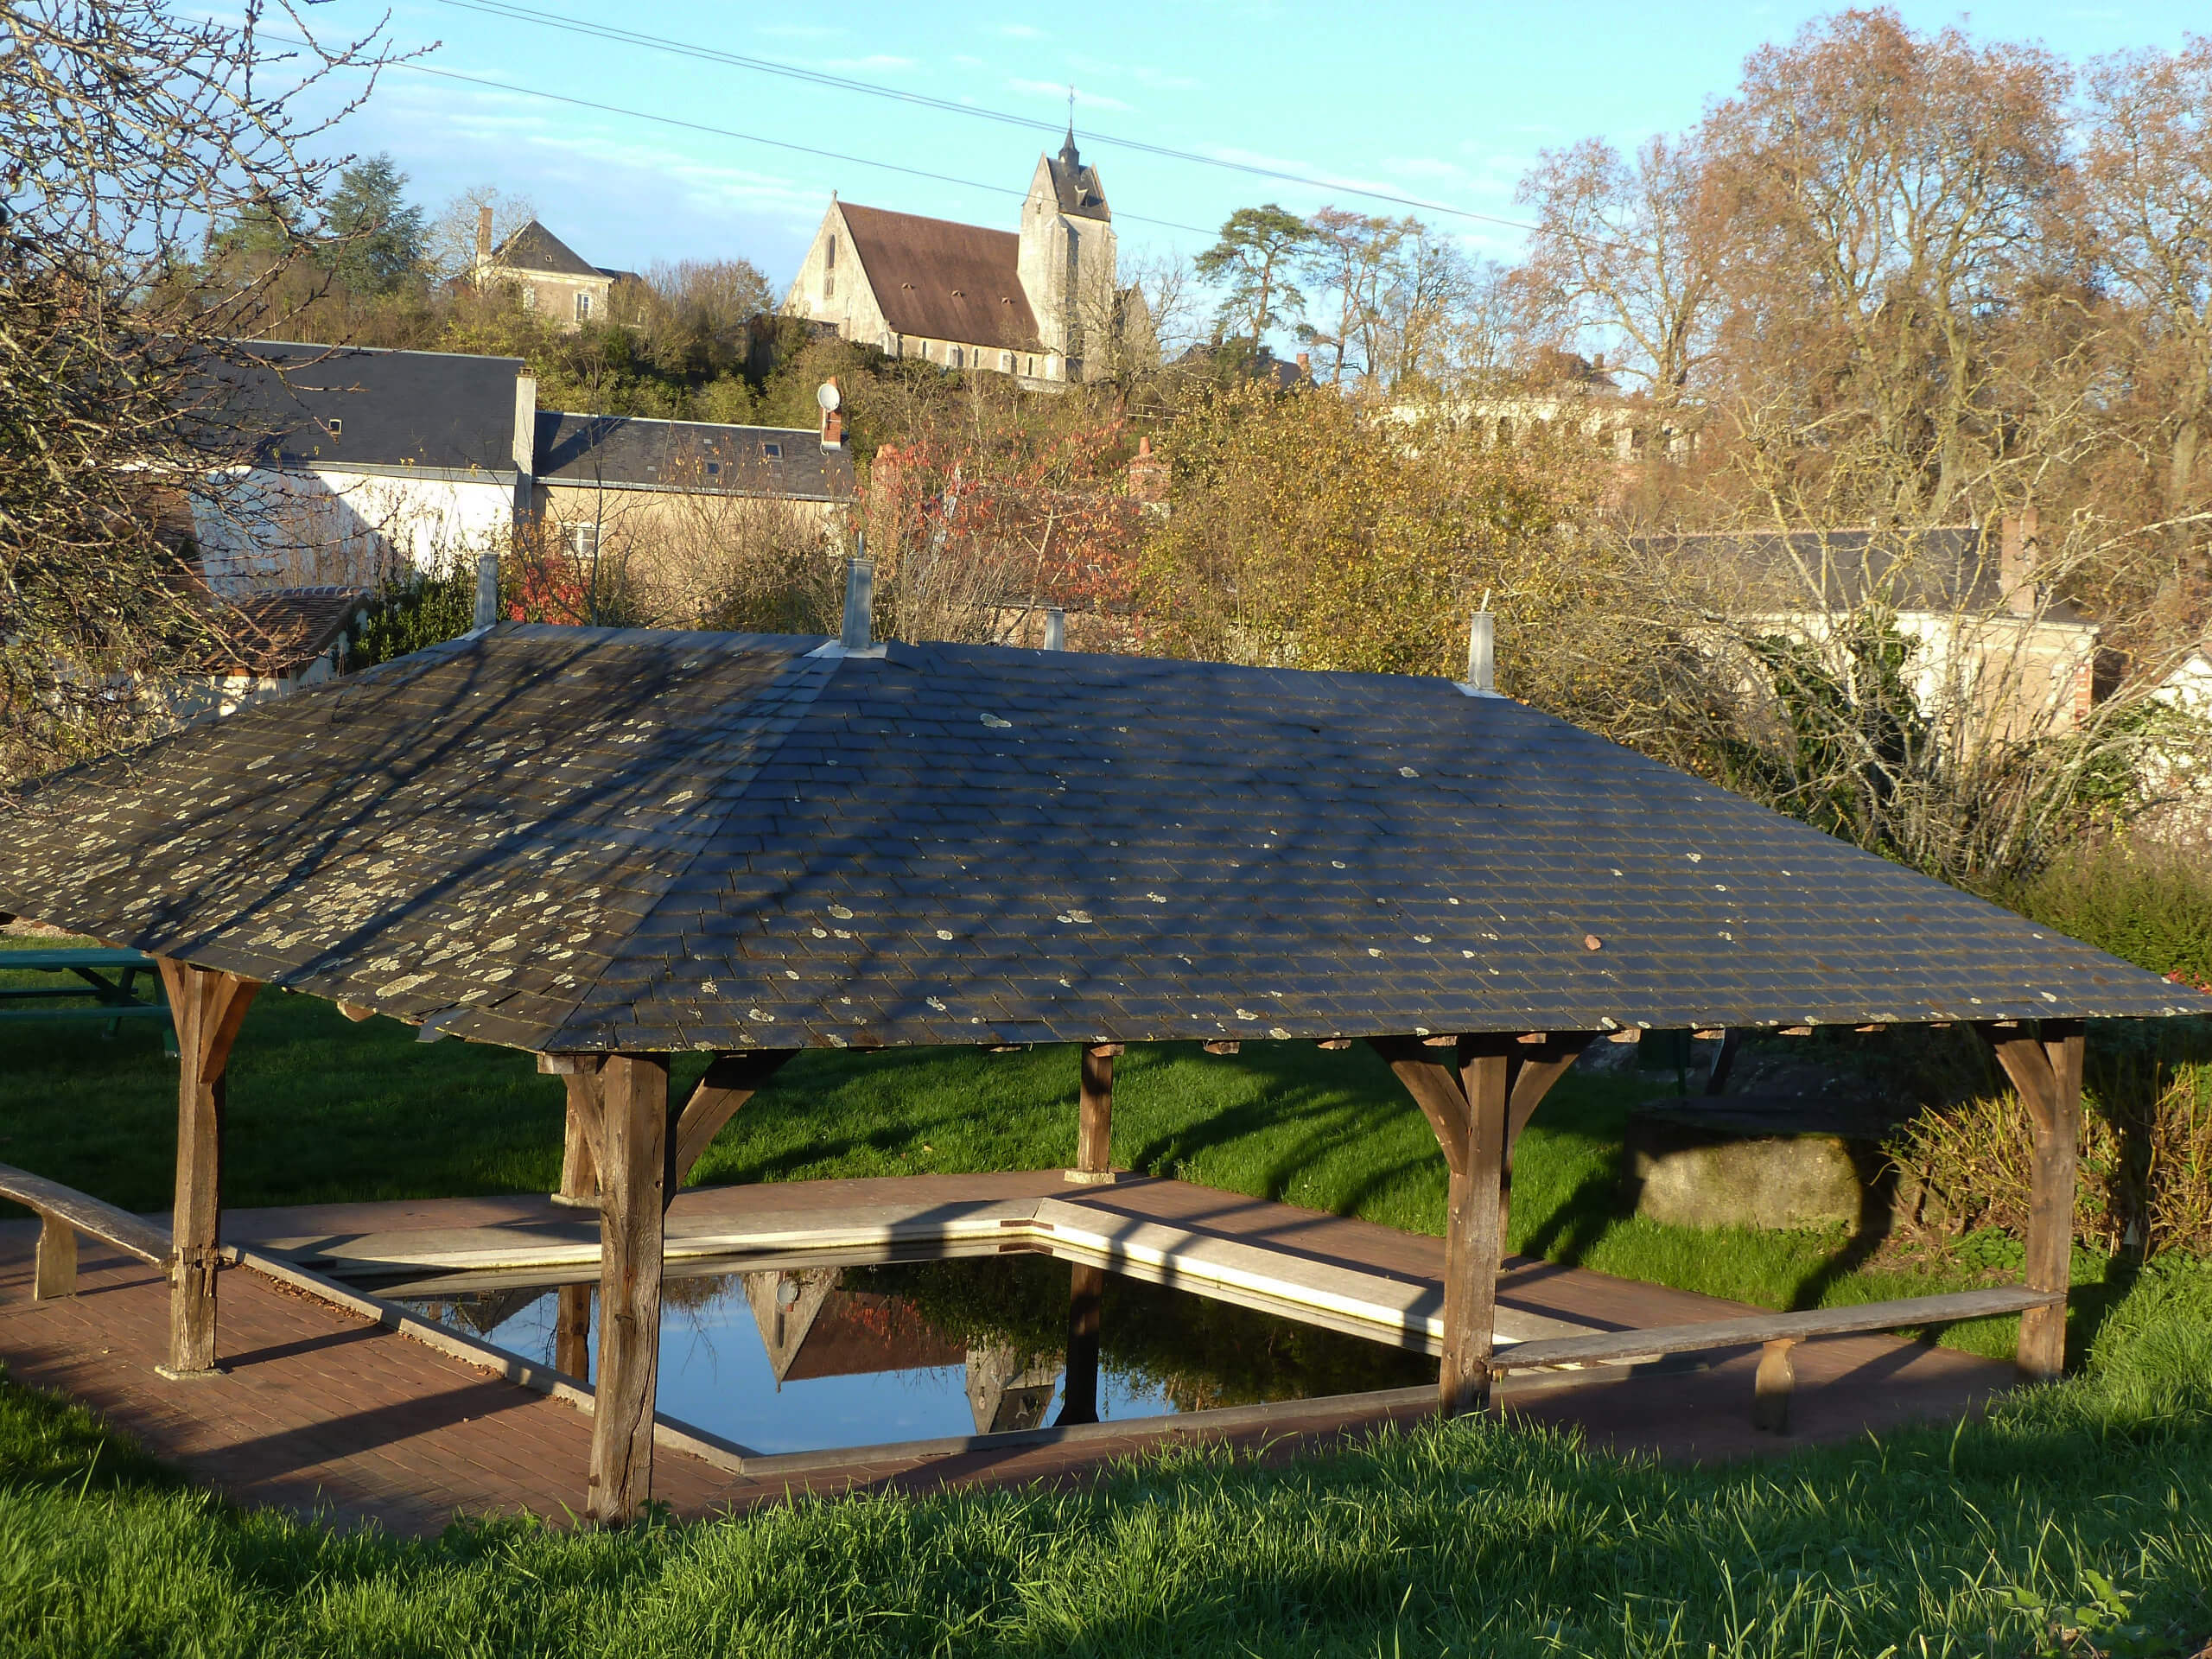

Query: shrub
[2015,840,2212,991]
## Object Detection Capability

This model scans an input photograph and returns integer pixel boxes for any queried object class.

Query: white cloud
[995,23,1046,39]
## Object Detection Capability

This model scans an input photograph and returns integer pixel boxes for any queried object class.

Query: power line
[423,0,1552,238]
[357,54,1220,237]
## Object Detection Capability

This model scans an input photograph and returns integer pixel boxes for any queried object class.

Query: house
[474,210,636,330]
[782,131,1149,385]
[531,404,856,624]
[1630,518,2101,740]
[191,340,535,592]
[188,340,854,631]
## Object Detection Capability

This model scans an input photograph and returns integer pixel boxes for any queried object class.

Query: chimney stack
[1127,435,1168,505]
[1044,607,1065,652]
[819,378,844,450]
[475,204,493,266]
[1999,509,2040,617]
[840,537,874,650]
[1466,608,1496,694]
[1295,351,1311,379]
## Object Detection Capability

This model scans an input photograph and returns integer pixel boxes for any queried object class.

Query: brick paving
[0,1178,2022,1535]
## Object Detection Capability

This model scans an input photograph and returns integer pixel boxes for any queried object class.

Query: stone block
[1626,1097,1885,1231]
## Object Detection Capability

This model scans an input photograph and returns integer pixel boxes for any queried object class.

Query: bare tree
[0,0,394,782]
[425,184,536,284]
[1514,133,1726,409]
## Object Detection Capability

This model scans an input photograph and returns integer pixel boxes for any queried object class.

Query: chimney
[1127,435,1169,505]
[475,204,493,266]
[1044,607,1065,652]
[820,378,844,449]
[1999,509,2039,617]
[840,537,874,650]
[1466,608,1496,694]
[1295,351,1311,379]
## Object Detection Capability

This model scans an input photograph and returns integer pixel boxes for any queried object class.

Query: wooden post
[588,1052,668,1523]
[1984,1020,2084,1381]
[1066,1044,1121,1184]
[1752,1338,1797,1433]
[1057,1261,1105,1424]
[153,961,257,1378]
[34,1213,75,1300]
[1370,1031,1592,1418]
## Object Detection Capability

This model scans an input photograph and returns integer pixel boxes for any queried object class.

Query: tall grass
[2016,840,2212,991]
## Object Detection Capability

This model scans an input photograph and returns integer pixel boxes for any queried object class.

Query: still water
[396,1253,1436,1456]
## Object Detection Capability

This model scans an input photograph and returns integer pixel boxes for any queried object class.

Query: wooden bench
[0,947,175,1050]
[0,1163,169,1301]
[1497,1285,2063,1432]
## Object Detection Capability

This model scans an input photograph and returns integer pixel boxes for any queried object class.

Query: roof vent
[1464,604,1498,696]
[841,538,874,650]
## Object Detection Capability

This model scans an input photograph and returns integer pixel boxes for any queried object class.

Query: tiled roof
[0,626,2201,1054]
[492,220,602,280]
[533,413,855,502]
[838,204,1039,352]
[200,588,375,676]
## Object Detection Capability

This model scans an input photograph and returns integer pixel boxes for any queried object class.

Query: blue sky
[310,1,2206,292]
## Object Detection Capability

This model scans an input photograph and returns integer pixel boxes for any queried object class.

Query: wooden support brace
[1066,1043,1120,1185]
[669,1049,797,1194]
[588,1053,668,1524]
[556,1065,604,1207]
[34,1212,75,1300]
[1980,1019,2084,1382]
[153,959,258,1378]
[1752,1338,1797,1433]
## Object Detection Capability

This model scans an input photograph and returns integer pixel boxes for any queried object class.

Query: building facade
[783,133,1139,385]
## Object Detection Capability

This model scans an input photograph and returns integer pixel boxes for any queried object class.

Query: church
[781,132,1145,385]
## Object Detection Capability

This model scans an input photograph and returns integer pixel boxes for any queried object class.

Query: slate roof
[1043,136,1110,221]
[492,220,602,280]
[1628,526,2021,614]
[533,413,855,502]
[204,341,524,474]
[0,626,2202,1055]
[839,203,1040,351]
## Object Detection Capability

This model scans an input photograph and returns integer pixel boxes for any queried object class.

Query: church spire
[1060,86,1079,166]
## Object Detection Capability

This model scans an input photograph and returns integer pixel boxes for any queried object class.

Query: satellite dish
[817,380,841,412]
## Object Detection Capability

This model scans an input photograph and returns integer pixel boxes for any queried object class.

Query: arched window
[950,346,964,369]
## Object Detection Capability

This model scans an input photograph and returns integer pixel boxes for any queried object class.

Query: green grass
[0,961,2087,1359]
[4,941,2210,1653]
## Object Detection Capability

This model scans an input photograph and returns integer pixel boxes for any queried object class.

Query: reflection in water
[397,1254,1436,1457]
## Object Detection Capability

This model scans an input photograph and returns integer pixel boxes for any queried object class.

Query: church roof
[1045,133,1110,221]
[838,203,1040,353]
[0,625,2202,1056]
[492,220,602,280]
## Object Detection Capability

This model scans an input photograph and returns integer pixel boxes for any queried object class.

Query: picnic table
[0,947,177,1050]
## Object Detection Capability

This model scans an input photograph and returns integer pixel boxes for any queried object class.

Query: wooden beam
[670,1050,797,1192]
[558,1067,603,1206]
[1983,1020,2084,1381]
[1498,1033,1595,1251]
[588,1052,668,1524]
[1366,1037,1468,1175]
[1068,1043,1117,1184]
[153,960,258,1378]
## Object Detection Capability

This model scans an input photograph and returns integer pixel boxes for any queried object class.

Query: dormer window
[705,461,721,476]
[325,418,342,437]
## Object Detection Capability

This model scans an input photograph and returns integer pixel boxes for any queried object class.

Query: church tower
[1017,128,1116,381]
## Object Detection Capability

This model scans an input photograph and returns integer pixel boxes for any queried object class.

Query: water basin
[394,1252,1439,1457]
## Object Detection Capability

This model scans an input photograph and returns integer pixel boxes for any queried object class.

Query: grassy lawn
[3,943,2209,1654]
